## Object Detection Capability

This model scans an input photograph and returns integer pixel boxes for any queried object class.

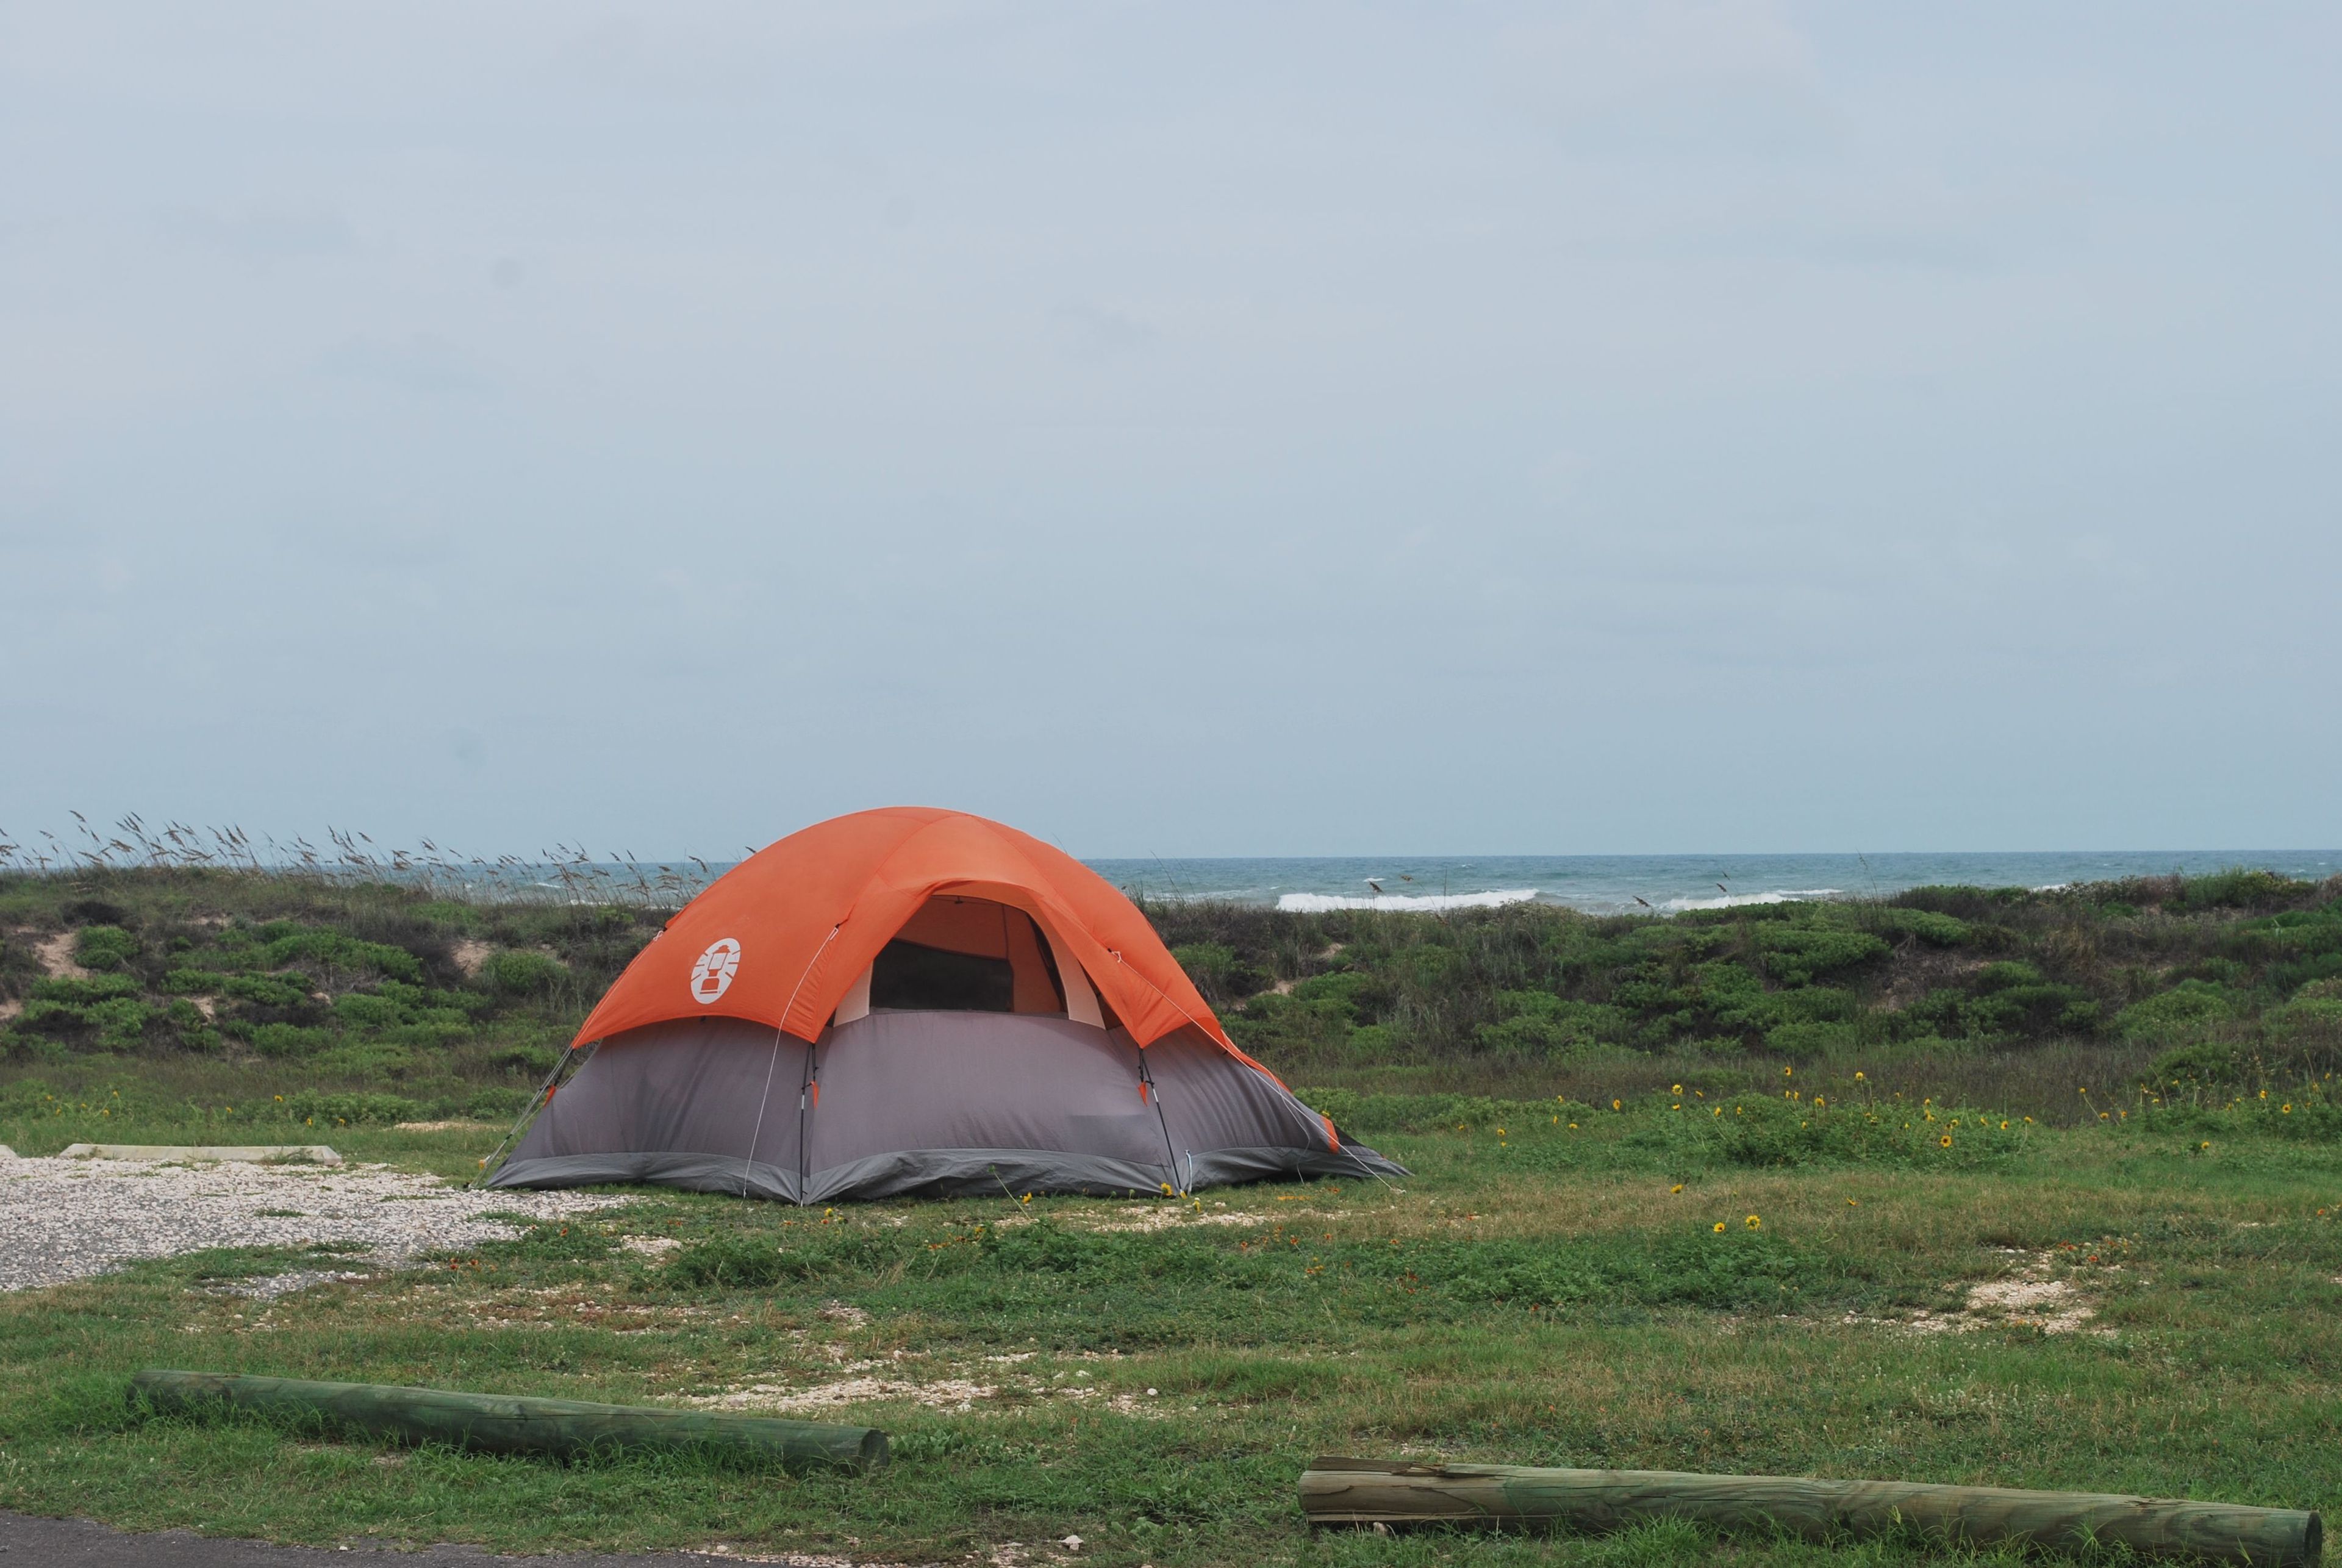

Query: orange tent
[491,807,1404,1203]
[576,806,1252,1062]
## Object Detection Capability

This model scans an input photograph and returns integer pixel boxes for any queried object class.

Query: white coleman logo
[689,937,741,1004]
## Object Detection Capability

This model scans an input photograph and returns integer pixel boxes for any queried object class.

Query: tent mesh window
[869,939,1015,1012]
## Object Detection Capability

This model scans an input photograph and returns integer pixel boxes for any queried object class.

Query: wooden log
[132,1370,886,1475]
[1300,1458,2321,1567]
[61,1144,342,1164]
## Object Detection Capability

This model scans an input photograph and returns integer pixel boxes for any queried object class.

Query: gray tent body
[488,1010,1405,1203]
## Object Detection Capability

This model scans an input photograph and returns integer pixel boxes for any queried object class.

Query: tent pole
[471,1039,598,1189]
[796,1039,817,1206]
[1108,951,1397,1193]
[1134,1044,1181,1195]
[740,1030,786,1200]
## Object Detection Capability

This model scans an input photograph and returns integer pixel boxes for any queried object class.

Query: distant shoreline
[6,835,2335,918]
[1092,849,2342,915]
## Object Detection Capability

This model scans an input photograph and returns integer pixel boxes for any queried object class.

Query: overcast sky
[3,2,2337,859]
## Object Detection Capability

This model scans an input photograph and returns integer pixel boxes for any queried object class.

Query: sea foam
[1663,888,1841,912]
[1275,888,1540,913]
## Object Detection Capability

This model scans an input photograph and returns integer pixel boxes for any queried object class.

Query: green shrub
[162,970,230,994]
[1227,989,1362,1055]
[1754,927,1889,986]
[222,973,312,1009]
[484,950,567,995]
[2173,868,2297,911]
[1710,981,1858,1037]
[1764,1021,1859,1058]
[2264,997,2342,1052]
[16,1000,83,1033]
[84,998,157,1048]
[1960,983,2099,1039]
[1476,992,1630,1055]
[332,992,401,1028]
[1872,909,1971,947]
[73,925,141,972]
[260,928,423,983]
[2149,1039,2250,1088]
[462,1086,534,1120]
[332,981,486,1039]
[1170,942,1264,1001]
[2115,981,2241,1042]
[29,974,141,1004]
[247,1023,335,1058]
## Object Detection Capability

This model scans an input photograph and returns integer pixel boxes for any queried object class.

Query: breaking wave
[1663,888,1841,911]
[1276,888,1541,913]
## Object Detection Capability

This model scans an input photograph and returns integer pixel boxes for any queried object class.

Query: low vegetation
[0,867,664,1131]
[7,863,2337,1133]
[1158,869,2342,1114]
[4,861,2340,1561]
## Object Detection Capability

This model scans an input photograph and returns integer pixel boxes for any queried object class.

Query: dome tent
[486,807,1404,1203]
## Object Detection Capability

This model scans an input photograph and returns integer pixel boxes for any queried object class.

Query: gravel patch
[0,1153,628,1293]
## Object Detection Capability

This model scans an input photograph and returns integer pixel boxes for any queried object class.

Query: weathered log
[1300,1458,2319,1567]
[61,1144,342,1164]
[132,1369,886,1474]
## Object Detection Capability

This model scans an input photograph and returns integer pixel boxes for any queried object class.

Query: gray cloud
[1,1,2336,855]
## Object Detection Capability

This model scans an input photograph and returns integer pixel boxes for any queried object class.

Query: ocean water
[1082,851,2342,915]
[410,849,2341,914]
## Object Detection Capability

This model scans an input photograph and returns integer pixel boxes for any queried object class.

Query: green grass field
[5,864,2340,1561]
[5,1079,2340,1566]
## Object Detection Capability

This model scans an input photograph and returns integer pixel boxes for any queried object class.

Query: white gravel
[0,1152,629,1293]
